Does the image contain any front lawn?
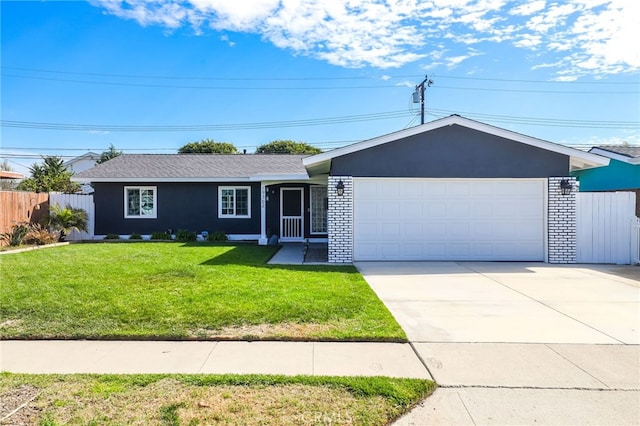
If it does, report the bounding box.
[0,243,405,341]
[0,373,435,425]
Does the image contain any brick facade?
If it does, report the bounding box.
[327,176,353,263]
[548,177,577,263]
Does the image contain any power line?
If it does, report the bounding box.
[2,108,637,133]
[0,110,415,132]
[4,73,636,94]
[3,66,637,85]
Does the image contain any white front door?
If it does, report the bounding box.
[280,188,304,241]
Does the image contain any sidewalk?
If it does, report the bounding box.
[0,340,430,378]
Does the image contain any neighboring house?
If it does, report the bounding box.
[64,152,99,174]
[73,115,609,264]
[571,145,640,216]
[0,170,24,190]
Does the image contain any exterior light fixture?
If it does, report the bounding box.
[559,179,573,195]
[336,180,345,196]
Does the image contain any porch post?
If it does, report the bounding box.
[259,182,268,245]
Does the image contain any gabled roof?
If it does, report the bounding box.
[303,115,609,175]
[72,154,310,183]
[63,152,99,166]
[589,146,640,165]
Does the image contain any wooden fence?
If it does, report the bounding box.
[0,191,49,234]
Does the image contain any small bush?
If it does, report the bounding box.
[129,233,143,240]
[24,224,58,245]
[175,229,197,242]
[0,222,30,246]
[207,231,228,242]
[104,234,121,240]
[150,231,170,240]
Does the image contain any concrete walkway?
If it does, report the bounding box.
[267,242,331,265]
[0,340,430,378]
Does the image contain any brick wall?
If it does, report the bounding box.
[548,177,577,263]
[327,176,353,263]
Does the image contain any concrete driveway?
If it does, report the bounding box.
[356,262,640,425]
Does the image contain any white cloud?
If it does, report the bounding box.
[91,0,640,76]
[510,0,546,16]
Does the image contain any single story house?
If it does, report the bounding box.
[571,145,640,216]
[73,115,609,264]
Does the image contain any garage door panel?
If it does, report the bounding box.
[353,178,545,261]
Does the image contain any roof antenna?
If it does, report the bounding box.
[412,74,434,125]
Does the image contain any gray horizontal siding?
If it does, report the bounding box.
[331,124,569,178]
[94,182,261,236]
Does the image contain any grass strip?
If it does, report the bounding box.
[0,373,436,425]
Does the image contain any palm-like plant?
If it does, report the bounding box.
[49,204,88,241]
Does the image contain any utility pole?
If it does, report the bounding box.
[412,75,434,125]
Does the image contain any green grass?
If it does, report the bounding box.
[0,243,406,341]
[0,373,435,425]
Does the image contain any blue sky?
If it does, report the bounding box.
[1,0,638,175]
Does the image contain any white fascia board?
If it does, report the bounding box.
[589,148,639,165]
[249,173,309,181]
[71,177,255,183]
[303,114,610,170]
[72,174,311,184]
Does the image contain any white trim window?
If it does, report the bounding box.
[310,186,328,234]
[124,186,157,218]
[219,186,251,218]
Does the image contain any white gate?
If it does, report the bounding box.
[49,192,95,241]
[576,192,637,264]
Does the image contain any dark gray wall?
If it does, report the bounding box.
[94,182,261,235]
[331,125,569,177]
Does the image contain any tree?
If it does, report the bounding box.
[178,139,238,154]
[97,144,123,164]
[255,140,322,154]
[17,156,80,193]
[49,203,88,241]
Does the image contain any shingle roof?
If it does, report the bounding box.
[73,154,309,182]
[593,145,640,158]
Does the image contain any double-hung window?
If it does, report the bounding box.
[219,186,250,218]
[124,186,157,218]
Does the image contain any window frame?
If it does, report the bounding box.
[310,185,328,234]
[218,186,251,219]
[124,186,157,219]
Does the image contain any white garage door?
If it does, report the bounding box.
[353,178,545,261]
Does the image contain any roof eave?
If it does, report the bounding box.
[72,174,309,183]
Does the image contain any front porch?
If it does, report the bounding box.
[258,181,328,245]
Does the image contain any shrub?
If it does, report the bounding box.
[49,204,88,241]
[150,231,170,240]
[0,222,30,246]
[129,233,143,240]
[104,233,120,240]
[175,229,197,242]
[207,231,228,242]
[24,224,58,245]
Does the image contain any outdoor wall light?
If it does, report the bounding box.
[336,180,345,196]
[560,179,573,195]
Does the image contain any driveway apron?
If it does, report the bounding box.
[356,261,640,425]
